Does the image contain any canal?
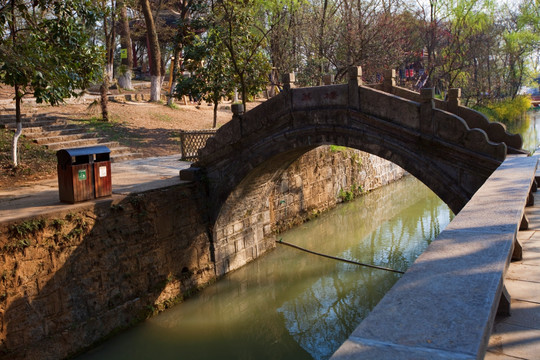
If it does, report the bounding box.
[505,109,540,153]
[78,175,453,360]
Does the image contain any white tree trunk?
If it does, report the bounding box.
[118,69,133,90]
[107,63,114,82]
[150,75,161,102]
[11,122,22,167]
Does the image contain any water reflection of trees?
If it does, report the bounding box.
[277,176,453,359]
[501,111,539,153]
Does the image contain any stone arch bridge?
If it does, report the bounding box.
[181,67,524,275]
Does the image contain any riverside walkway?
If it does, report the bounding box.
[486,190,540,359]
[0,154,191,223]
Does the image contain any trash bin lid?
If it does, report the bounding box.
[56,146,111,165]
[57,146,111,157]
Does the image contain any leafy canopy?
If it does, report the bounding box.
[0,0,104,105]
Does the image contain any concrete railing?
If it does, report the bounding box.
[332,154,539,359]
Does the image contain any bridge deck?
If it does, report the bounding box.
[331,154,539,360]
[486,190,540,359]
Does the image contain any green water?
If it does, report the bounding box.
[501,110,540,153]
[78,176,453,360]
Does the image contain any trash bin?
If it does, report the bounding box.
[56,146,112,203]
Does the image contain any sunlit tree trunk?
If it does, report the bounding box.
[167,45,182,106]
[11,85,22,167]
[10,1,21,167]
[118,0,133,90]
[140,0,162,101]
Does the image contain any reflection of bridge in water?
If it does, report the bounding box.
[181,67,538,359]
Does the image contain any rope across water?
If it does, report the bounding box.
[276,239,405,274]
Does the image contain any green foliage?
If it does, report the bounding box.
[176,28,235,106]
[329,145,348,152]
[338,184,363,202]
[338,188,355,202]
[0,0,104,105]
[4,219,46,252]
[210,0,273,108]
[9,219,46,238]
[475,95,532,122]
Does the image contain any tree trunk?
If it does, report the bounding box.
[11,85,22,168]
[118,0,134,90]
[240,74,247,110]
[213,95,219,128]
[103,2,116,83]
[10,1,21,168]
[140,0,162,101]
[100,74,109,122]
[167,46,182,106]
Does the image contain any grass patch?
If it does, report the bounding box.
[167,102,180,110]
[0,128,57,186]
[75,116,143,146]
[152,113,172,122]
[329,145,348,153]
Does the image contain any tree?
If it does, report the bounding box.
[118,0,134,90]
[176,28,234,128]
[211,0,274,109]
[99,0,117,122]
[140,0,162,101]
[166,0,207,106]
[499,0,540,98]
[0,0,103,167]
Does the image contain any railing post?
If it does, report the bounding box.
[383,69,396,93]
[231,103,244,117]
[420,88,435,135]
[282,73,295,92]
[348,66,362,109]
[448,88,461,112]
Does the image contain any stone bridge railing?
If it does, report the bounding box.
[370,69,524,153]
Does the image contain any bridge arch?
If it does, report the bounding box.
[182,68,512,275]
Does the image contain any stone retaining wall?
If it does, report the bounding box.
[0,147,405,359]
[272,146,405,232]
[0,184,214,360]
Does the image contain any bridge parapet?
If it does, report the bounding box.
[192,66,508,220]
[372,70,524,153]
[200,68,506,166]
